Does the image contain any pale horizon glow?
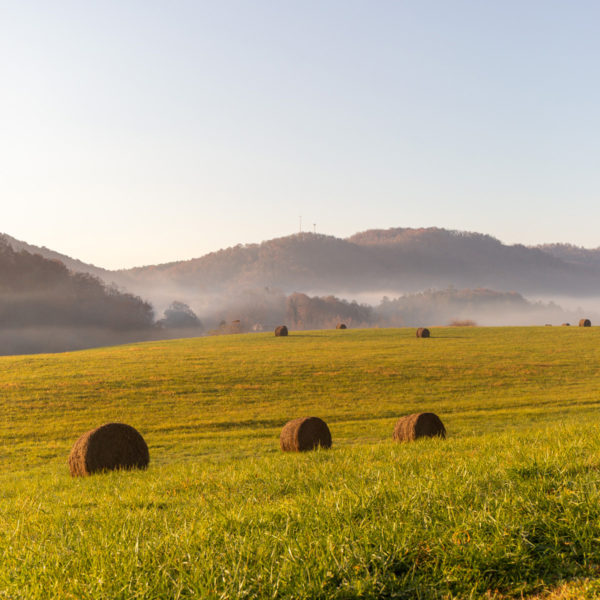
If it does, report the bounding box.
[2,1,600,269]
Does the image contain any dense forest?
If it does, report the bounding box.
[0,232,110,279]
[0,241,155,354]
[202,287,578,334]
[5,228,600,302]
[114,228,600,301]
[0,240,153,329]
[535,243,600,267]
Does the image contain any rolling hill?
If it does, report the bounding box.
[0,232,111,280]
[3,227,600,303]
[3,327,600,598]
[0,238,156,354]
[116,228,600,298]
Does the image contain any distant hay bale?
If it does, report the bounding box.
[449,319,477,327]
[416,327,430,338]
[229,320,242,334]
[545,324,552,327]
[68,423,149,477]
[562,323,571,326]
[579,319,591,327]
[336,323,347,329]
[274,325,288,336]
[393,412,446,442]
[280,417,332,452]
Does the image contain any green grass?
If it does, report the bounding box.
[2,327,600,599]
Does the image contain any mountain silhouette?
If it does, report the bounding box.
[3,227,600,298]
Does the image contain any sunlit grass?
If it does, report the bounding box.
[2,327,600,598]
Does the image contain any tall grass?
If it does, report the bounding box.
[2,327,600,598]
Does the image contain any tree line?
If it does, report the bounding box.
[0,239,582,354]
[0,240,154,331]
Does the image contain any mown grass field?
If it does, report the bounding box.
[2,326,600,599]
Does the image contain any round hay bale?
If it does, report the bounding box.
[274,325,288,336]
[280,417,332,452]
[393,412,446,442]
[68,422,149,477]
[562,323,571,326]
[229,320,242,334]
[336,323,347,329]
[579,319,591,327]
[416,327,430,338]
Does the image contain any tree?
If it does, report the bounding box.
[159,301,202,329]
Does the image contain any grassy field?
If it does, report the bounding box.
[2,326,600,599]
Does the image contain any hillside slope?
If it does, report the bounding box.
[0,232,111,279]
[4,228,600,299]
[3,328,600,598]
[535,242,600,267]
[117,228,600,297]
[0,239,156,354]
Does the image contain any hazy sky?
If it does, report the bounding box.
[2,1,600,268]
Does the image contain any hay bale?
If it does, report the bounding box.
[274,325,288,336]
[562,323,571,326]
[449,319,476,327]
[68,422,149,477]
[416,327,430,338]
[393,412,446,442]
[579,319,591,327]
[280,417,332,452]
[336,323,347,329]
[229,320,242,334]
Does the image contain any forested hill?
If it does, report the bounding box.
[116,228,600,297]
[533,243,600,268]
[0,240,153,336]
[4,228,600,298]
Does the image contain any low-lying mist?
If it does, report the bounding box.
[0,327,160,356]
[2,286,596,357]
[150,286,598,334]
[4,231,598,356]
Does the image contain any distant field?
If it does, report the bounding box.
[2,327,600,599]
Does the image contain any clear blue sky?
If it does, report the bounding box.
[2,1,599,268]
